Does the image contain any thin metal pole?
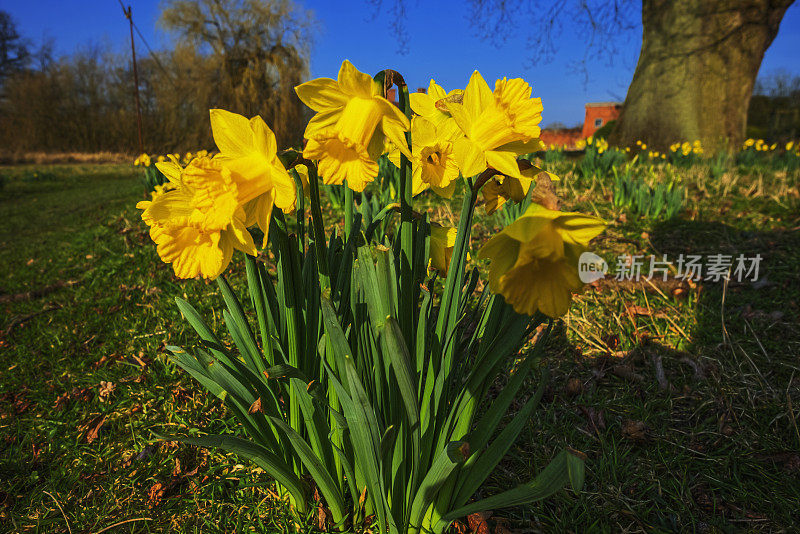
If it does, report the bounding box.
[124,4,144,154]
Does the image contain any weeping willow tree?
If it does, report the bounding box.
[159,0,315,147]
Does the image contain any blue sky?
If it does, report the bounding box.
[5,0,800,126]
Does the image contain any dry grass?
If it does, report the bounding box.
[0,152,132,166]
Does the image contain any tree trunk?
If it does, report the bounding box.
[612,0,794,150]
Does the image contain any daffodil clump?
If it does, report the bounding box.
[139,60,603,534]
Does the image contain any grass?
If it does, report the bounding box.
[1,159,799,533]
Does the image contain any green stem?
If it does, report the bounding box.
[397,81,415,346]
[344,181,354,238]
[307,162,330,288]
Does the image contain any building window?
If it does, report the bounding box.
[594,118,603,127]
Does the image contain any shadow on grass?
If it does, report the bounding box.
[488,217,800,532]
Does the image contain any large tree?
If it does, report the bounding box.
[612,0,794,149]
[159,0,315,147]
[391,0,795,150]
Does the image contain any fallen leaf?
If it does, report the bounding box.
[621,419,648,442]
[248,397,263,414]
[468,511,492,534]
[147,482,166,508]
[565,377,583,397]
[84,415,106,443]
[98,381,116,402]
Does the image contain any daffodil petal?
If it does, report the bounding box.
[485,150,522,178]
[453,136,486,178]
[463,70,493,121]
[294,77,349,112]
[337,59,377,98]
[210,109,253,158]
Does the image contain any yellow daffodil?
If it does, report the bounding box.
[134,153,150,166]
[291,163,311,199]
[478,203,605,318]
[388,116,460,197]
[209,109,296,245]
[295,60,411,192]
[157,155,166,163]
[482,166,552,215]
[575,139,586,150]
[409,79,463,139]
[786,141,794,151]
[137,156,257,279]
[445,71,544,179]
[149,182,175,201]
[429,223,458,276]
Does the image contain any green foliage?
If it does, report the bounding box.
[708,150,730,180]
[142,164,168,194]
[5,159,800,532]
[166,164,581,532]
[613,169,684,220]
[578,145,628,179]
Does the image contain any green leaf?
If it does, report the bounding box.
[436,449,582,528]
[268,416,347,523]
[408,441,469,530]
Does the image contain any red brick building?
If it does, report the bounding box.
[581,102,622,138]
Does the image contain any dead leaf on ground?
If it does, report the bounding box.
[565,377,584,396]
[82,414,107,443]
[98,381,116,402]
[621,419,648,442]
[54,387,93,409]
[467,511,492,534]
[147,482,166,508]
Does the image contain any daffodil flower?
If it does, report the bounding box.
[478,204,605,318]
[209,109,297,246]
[137,156,257,279]
[482,165,539,214]
[429,223,458,276]
[409,79,463,140]
[446,71,544,179]
[295,60,411,192]
[388,116,460,198]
